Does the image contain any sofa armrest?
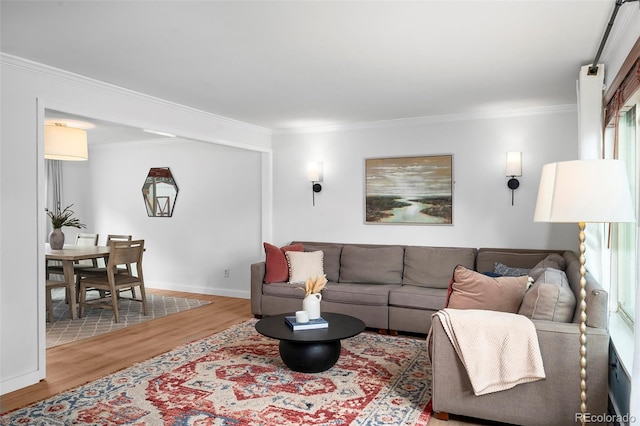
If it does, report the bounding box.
[251,262,266,316]
[430,315,609,426]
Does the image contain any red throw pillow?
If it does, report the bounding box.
[445,274,455,307]
[264,242,303,283]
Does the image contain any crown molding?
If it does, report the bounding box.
[0,53,272,137]
[89,137,187,149]
[273,104,577,135]
[2,52,578,138]
[88,135,272,154]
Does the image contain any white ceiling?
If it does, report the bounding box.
[0,0,627,135]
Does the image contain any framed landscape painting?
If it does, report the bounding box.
[365,155,453,225]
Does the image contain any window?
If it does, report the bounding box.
[611,102,638,327]
[603,41,639,330]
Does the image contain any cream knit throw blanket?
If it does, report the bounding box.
[432,308,545,396]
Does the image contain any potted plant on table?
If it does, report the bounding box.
[46,204,86,249]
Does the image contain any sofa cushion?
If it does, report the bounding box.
[285,250,324,284]
[263,242,303,283]
[339,245,404,284]
[262,281,306,298]
[301,243,342,283]
[448,265,529,313]
[389,285,449,311]
[322,283,398,306]
[403,246,476,288]
[519,268,575,322]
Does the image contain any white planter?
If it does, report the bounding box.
[302,293,322,320]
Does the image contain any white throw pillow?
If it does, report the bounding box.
[285,250,324,284]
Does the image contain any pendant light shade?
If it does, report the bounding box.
[44,123,88,161]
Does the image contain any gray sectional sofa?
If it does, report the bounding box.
[252,241,477,333]
[250,241,610,426]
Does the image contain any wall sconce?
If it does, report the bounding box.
[306,162,323,206]
[506,152,522,206]
[44,123,88,161]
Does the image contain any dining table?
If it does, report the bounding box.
[45,244,110,320]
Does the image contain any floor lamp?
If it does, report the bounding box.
[534,159,635,425]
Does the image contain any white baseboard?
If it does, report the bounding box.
[145,281,250,300]
[1,370,45,396]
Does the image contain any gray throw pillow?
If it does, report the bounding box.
[518,267,576,322]
[528,253,567,281]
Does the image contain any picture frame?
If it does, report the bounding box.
[365,154,453,225]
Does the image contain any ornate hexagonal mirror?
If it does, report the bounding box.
[141,167,179,217]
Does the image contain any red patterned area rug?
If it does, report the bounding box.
[1,320,432,425]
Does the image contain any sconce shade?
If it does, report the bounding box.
[45,124,88,161]
[307,161,323,182]
[506,152,522,176]
[534,159,635,223]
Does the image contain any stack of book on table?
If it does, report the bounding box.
[285,316,328,331]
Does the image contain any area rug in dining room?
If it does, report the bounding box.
[5,319,432,425]
[47,288,210,348]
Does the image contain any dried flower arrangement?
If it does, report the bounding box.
[299,275,327,296]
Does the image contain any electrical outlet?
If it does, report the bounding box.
[224,268,230,278]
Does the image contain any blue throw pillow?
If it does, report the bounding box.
[493,262,530,277]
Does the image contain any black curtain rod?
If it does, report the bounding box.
[589,0,639,75]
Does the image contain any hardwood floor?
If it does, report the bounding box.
[1,288,484,425]
[1,289,252,413]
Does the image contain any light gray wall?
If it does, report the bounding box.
[63,138,263,298]
[271,110,579,249]
[0,55,270,395]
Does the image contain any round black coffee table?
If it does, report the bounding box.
[255,312,366,373]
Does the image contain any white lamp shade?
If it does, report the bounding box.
[506,152,522,176]
[306,161,323,182]
[44,124,88,161]
[534,159,635,223]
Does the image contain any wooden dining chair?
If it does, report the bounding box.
[76,234,134,298]
[75,233,101,267]
[46,232,100,277]
[78,239,147,323]
[45,279,67,322]
[46,232,100,303]
[104,234,133,273]
[78,234,132,273]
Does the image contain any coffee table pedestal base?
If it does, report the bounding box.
[279,340,341,373]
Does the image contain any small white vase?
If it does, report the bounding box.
[49,228,65,249]
[302,293,322,320]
